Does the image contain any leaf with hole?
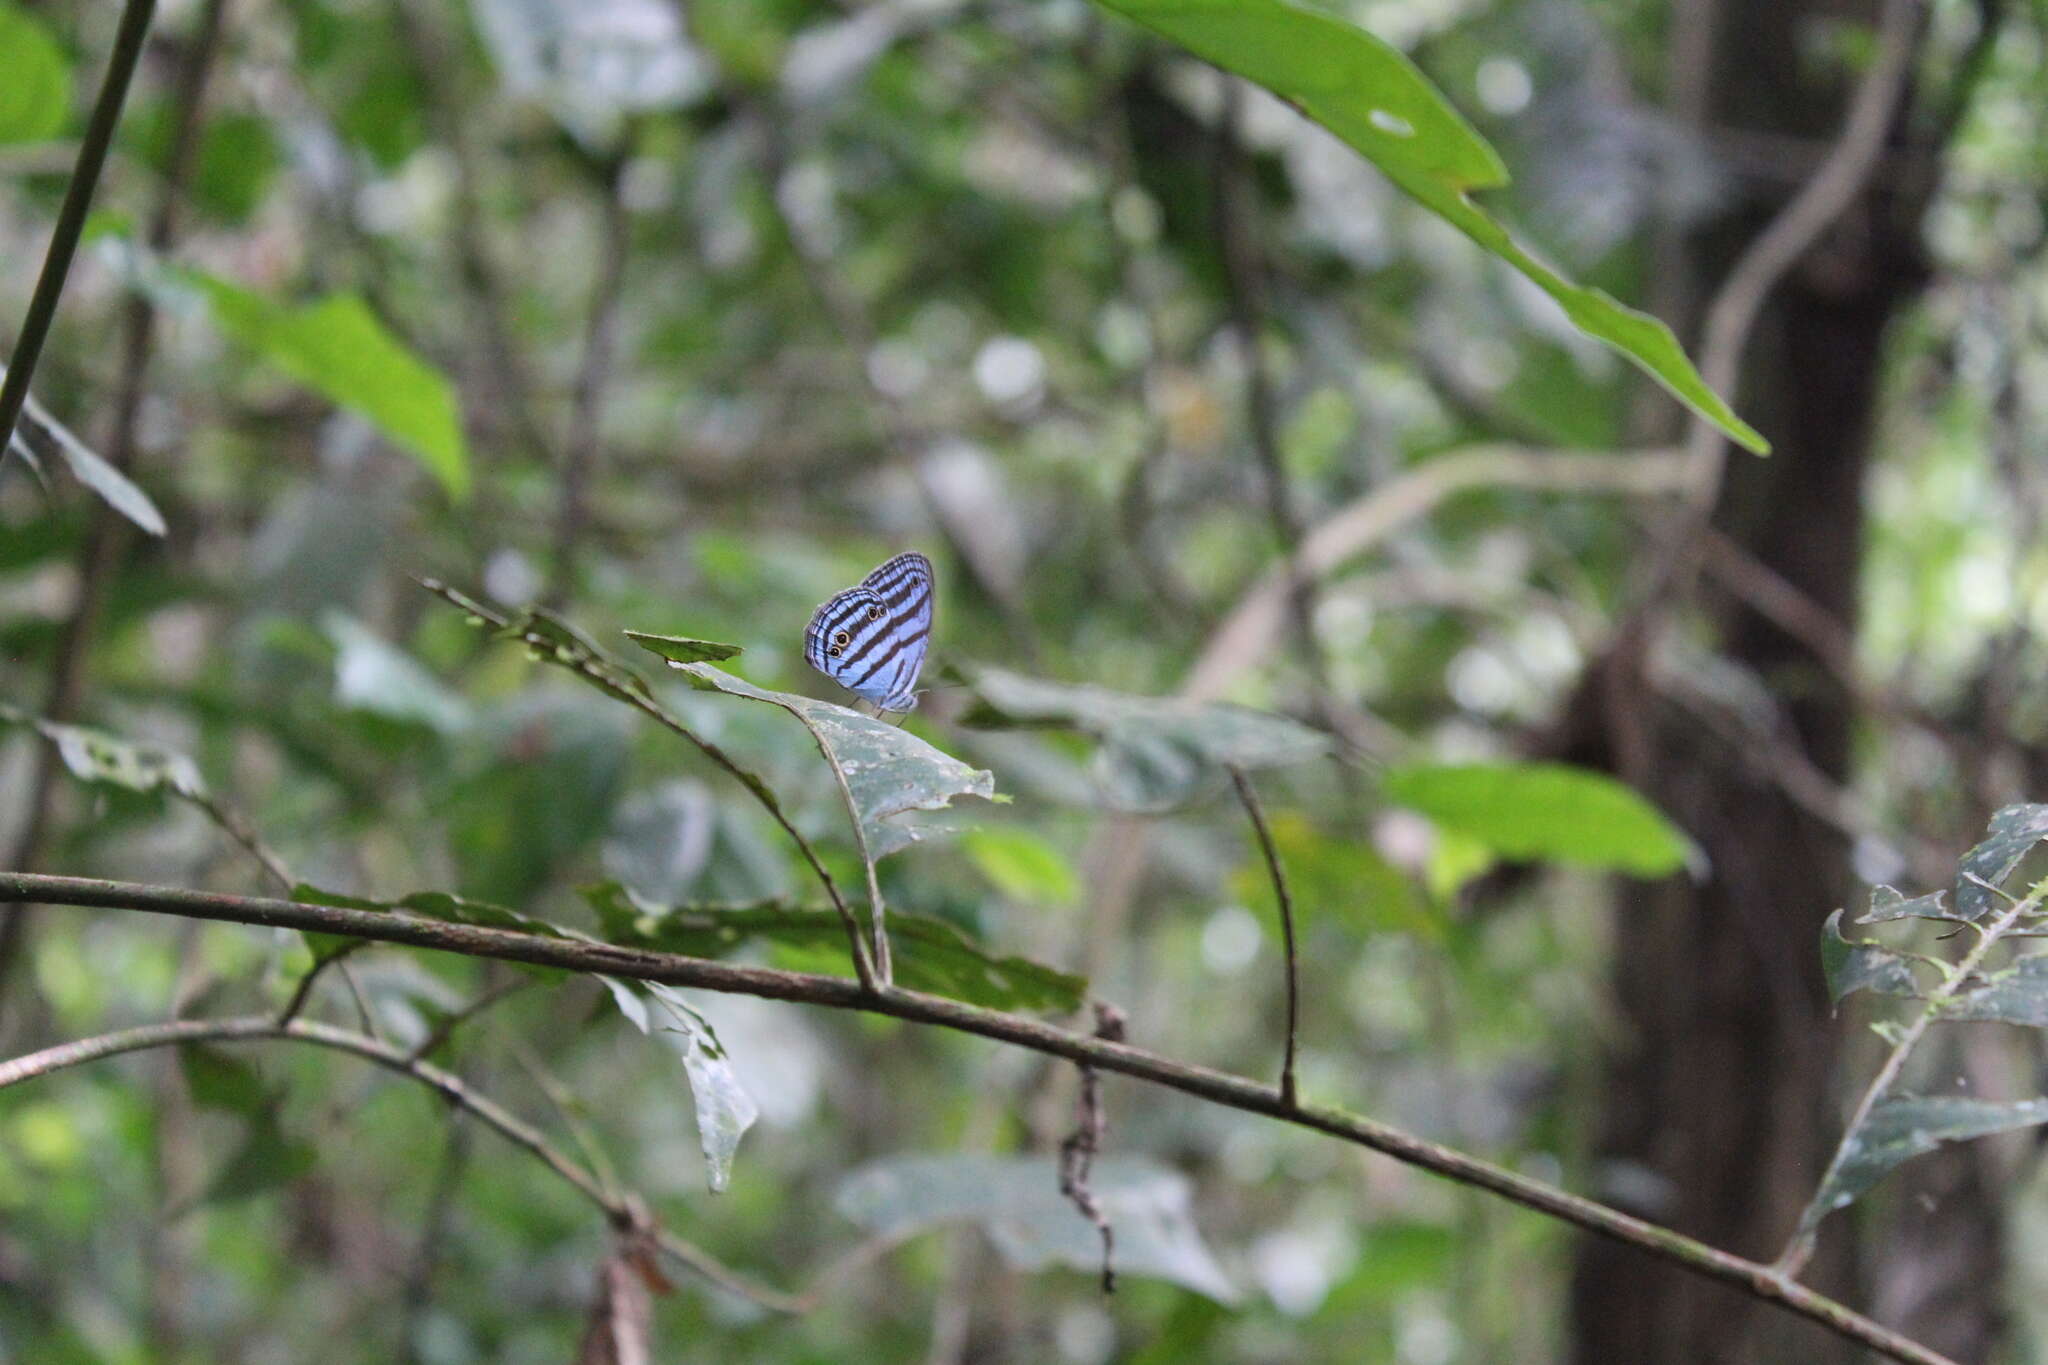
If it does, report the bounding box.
[1858,884,1958,925]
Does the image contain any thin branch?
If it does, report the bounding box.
[274,939,368,1027]
[1776,878,2048,1278]
[0,871,1958,1365]
[1183,445,1690,702]
[1227,767,1300,1108]
[0,0,158,452]
[418,578,877,991]
[545,157,632,609]
[406,974,534,1063]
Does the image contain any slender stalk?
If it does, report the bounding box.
[1776,878,2048,1277]
[1228,767,1300,1108]
[0,0,158,452]
[0,870,1959,1365]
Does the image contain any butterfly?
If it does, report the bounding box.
[805,552,934,714]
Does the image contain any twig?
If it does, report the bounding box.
[406,974,534,1063]
[1228,768,1300,1107]
[545,157,632,608]
[0,0,157,453]
[1776,877,2048,1278]
[0,871,1960,1365]
[274,940,368,1027]
[417,578,878,991]
[1182,445,1690,701]
[1058,1002,1127,1293]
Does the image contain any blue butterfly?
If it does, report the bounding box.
[805,552,934,714]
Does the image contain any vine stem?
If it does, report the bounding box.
[0,870,1959,1365]
[1228,767,1300,1108]
[1776,877,2047,1277]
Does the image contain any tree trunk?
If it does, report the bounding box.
[1560,1,1984,1360]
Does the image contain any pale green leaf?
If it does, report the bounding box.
[0,4,70,145]
[1382,762,1693,876]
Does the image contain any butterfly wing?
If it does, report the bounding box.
[805,553,933,712]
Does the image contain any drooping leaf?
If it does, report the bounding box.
[1819,909,1923,1006]
[958,666,1329,812]
[1381,762,1693,877]
[0,4,70,145]
[1798,1095,2048,1236]
[0,362,166,534]
[581,882,1086,1013]
[324,612,471,734]
[835,1153,1238,1302]
[665,662,994,860]
[1859,884,1960,925]
[187,275,469,498]
[1956,804,2048,920]
[622,630,744,665]
[599,976,758,1193]
[1946,955,2048,1029]
[1085,0,1764,454]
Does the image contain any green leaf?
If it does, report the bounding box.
[623,630,744,664]
[960,828,1081,907]
[1381,762,1693,877]
[0,704,206,800]
[1945,955,2048,1029]
[0,4,70,145]
[1819,909,1923,1006]
[1956,804,2048,920]
[1859,884,1959,925]
[1799,1095,2048,1236]
[958,666,1329,812]
[581,882,1087,1013]
[668,662,994,860]
[188,275,469,498]
[597,976,757,1193]
[0,362,166,535]
[1087,0,1765,453]
[324,612,471,734]
[180,1046,268,1116]
[836,1154,1238,1302]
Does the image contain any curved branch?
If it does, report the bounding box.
[0,871,1956,1365]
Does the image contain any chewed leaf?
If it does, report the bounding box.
[0,704,206,800]
[1946,955,2048,1029]
[667,662,994,860]
[1956,803,2048,919]
[958,665,1328,812]
[600,976,758,1192]
[624,630,744,664]
[1798,1095,2048,1236]
[1859,884,1958,924]
[836,1153,1238,1302]
[581,882,1086,1013]
[1819,909,1924,1006]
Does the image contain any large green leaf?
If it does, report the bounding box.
[1381,762,1693,877]
[189,275,469,498]
[0,4,70,145]
[958,666,1329,812]
[656,659,995,862]
[836,1154,1238,1302]
[582,882,1086,1013]
[1798,1095,2048,1237]
[1088,0,1766,453]
[1818,909,1922,1007]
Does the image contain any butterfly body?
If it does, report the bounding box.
[805,552,934,713]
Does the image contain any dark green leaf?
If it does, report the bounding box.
[958,666,1328,812]
[582,882,1087,1013]
[668,663,994,860]
[623,630,744,664]
[1381,762,1693,877]
[0,4,69,145]
[1086,0,1764,453]
[836,1154,1237,1302]
[1946,955,2048,1029]
[180,1046,268,1116]
[1819,909,1923,1006]
[1956,803,2048,919]
[1799,1095,2048,1236]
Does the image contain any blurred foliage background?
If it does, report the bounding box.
[3,0,2046,1361]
